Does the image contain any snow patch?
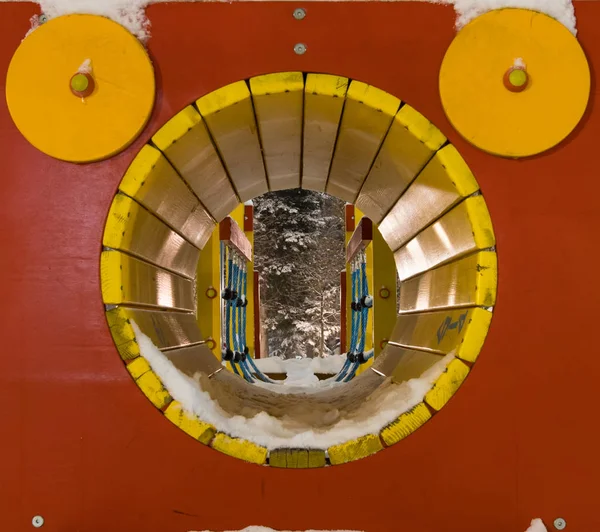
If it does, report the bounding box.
[525,519,547,532]
[514,57,526,69]
[253,355,346,376]
[9,1,576,44]
[448,0,576,35]
[34,0,154,41]
[132,321,452,450]
[196,528,362,532]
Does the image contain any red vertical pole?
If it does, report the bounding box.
[253,270,261,359]
[243,204,253,232]
[345,203,355,232]
[340,270,347,354]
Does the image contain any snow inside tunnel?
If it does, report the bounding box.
[101,72,498,465]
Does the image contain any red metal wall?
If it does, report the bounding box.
[1,2,599,531]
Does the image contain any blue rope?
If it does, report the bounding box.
[219,244,275,385]
[241,268,247,350]
[223,246,233,362]
[342,253,373,383]
[246,354,275,383]
[336,261,360,382]
[357,259,368,353]
[231,260,239,350]
[238,267,257,383]
[238,264,254,383]
[349,265,360,352]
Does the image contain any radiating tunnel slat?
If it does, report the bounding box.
[119,145,215,249]
[211,433,268,465]
[101,250,195,311]
[384,344,446,384]
[269,448,326,468]
[355,104,447,223]
[425,358,470,411]
[381,403,432,447]
[326,81,400,202]
[152,105,239,222]
[126,357,172,409]
[378,145,479,252]
[164,401,215,444]
[197,81,268,201]
[389,307,493,363]
[395,196,495,281]
[302,73,348,191]
[398,251,497,314]
[106,307,203,361]
[103,193,199,279]
[249,72,304,191]
[162,343,221,377]
[328,434,383,465]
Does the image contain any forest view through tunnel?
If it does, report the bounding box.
[100,71,497,466]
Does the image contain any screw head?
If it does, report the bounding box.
[71,73,89,93]
[32,516,44,528]
[39,14,48,24]
[294,43,307,55]
[554,518,567,530]
[503,66,529,92]
[70,72,95,98]
[293,8,306,20]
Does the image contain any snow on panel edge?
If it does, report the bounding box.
[525,519,548,532]
[8,0,576,42]
[195,528,363,532]
[450,0,576,35]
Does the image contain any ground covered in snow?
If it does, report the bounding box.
[253,354,345,381]
[133,322,452,450]
[9,0,577,42]
[525,519,547,532]
[195,520,546,532]
[197,528,362,532]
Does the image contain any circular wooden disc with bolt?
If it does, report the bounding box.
[439,8,590,158]
[6,14,155,163]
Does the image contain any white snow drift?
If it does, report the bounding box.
[253,354,345,374]
[195,519,547,531]
[132,322,452,450]
[197,529,361,532]
[525,519,548,532]
[4,0,577,41]
[198,529,361,532]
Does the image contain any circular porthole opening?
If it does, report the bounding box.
[101,72,497,467]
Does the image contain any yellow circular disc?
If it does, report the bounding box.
[6,15,155,163]
[439,8,590,158]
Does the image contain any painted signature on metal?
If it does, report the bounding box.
[437,311,468,344]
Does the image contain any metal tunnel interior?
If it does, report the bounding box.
[100,71,498,463]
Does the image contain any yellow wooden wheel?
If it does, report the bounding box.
[439,8,590,158]
[6,14,155,163]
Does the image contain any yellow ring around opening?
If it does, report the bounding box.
[439,8,590,158]
[6,14,155,163]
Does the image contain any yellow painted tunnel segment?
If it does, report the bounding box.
[101,72,497,467]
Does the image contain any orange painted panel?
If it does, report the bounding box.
[1,3,599,532]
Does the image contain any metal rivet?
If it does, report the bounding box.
[39,14,48,24]
[554,518,567,530]
[32,516,44,528]
[293,8,306,20]
[293,43,307,55]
